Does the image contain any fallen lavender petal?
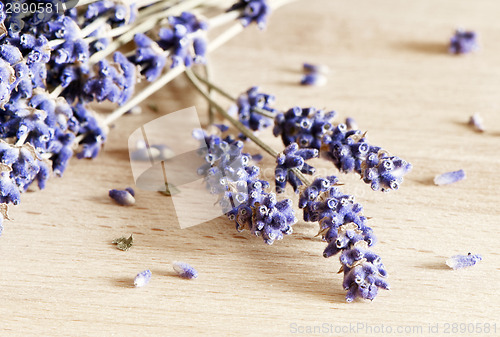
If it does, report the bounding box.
[446,253,482,270]
[468,113,485,132]
[433,169,466,186]
[134,269,152,287]
[173,261,198,279]
[109,188,136,206]
[300,73,327,86]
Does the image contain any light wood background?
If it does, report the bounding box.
[1,0,499,336]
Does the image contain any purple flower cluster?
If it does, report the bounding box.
[85,0,138,28]
[130,12,207,77]
[193,129,297,244]
[273,107,335,150]
[228,86,277,132]
[84,53,137,105]
[275,143,318,193]
[227,0,271,29]
[273,107,412,191]
[299,176,389,302]
[449,29,478,54]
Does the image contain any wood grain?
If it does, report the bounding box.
[1,0,499,336]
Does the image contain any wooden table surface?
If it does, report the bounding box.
[1,0,499,336]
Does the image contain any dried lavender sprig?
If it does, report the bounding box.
[188,74,388,301]
[299,177,388,302]
[273,107,412,192]
[193,129,297,244]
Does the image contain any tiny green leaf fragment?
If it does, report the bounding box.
[147,103,159,112]
[112,234,134,251]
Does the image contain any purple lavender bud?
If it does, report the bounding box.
[446,253,482,270]
[20,34,36,49]
[53,146,73,176]
[0,45,23,64]
[345,117,358,130]
[125,187,135,197]
[468,113,485,132]
[449,29,478,54]
[193,37,207,63]
[228,0,271,29]
[173,261,198,279]
[433,169,466,186]
[134,269,152,287]
[300,73,327,86]
[303,63,330,74]
[109,189,136,206]
[274,143,318,193]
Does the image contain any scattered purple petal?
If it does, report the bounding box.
[303,63,329,74]
[109,188,136,206]
[449,29,478,54]
[134,269,152,287]
[433,169,466,186]
[468,113,485,132]
[446,253,482,270]
[300,73,327,86]
[173,261,198,279]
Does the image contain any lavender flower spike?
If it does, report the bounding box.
[134,269,152,287]
[433,169,466,186]
[173,261,198,279]
[446,253,482,270]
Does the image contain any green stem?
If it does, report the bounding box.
[184,68,311,187]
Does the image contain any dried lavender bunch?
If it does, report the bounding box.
[0,0,297,236]
[193,129,297,244]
